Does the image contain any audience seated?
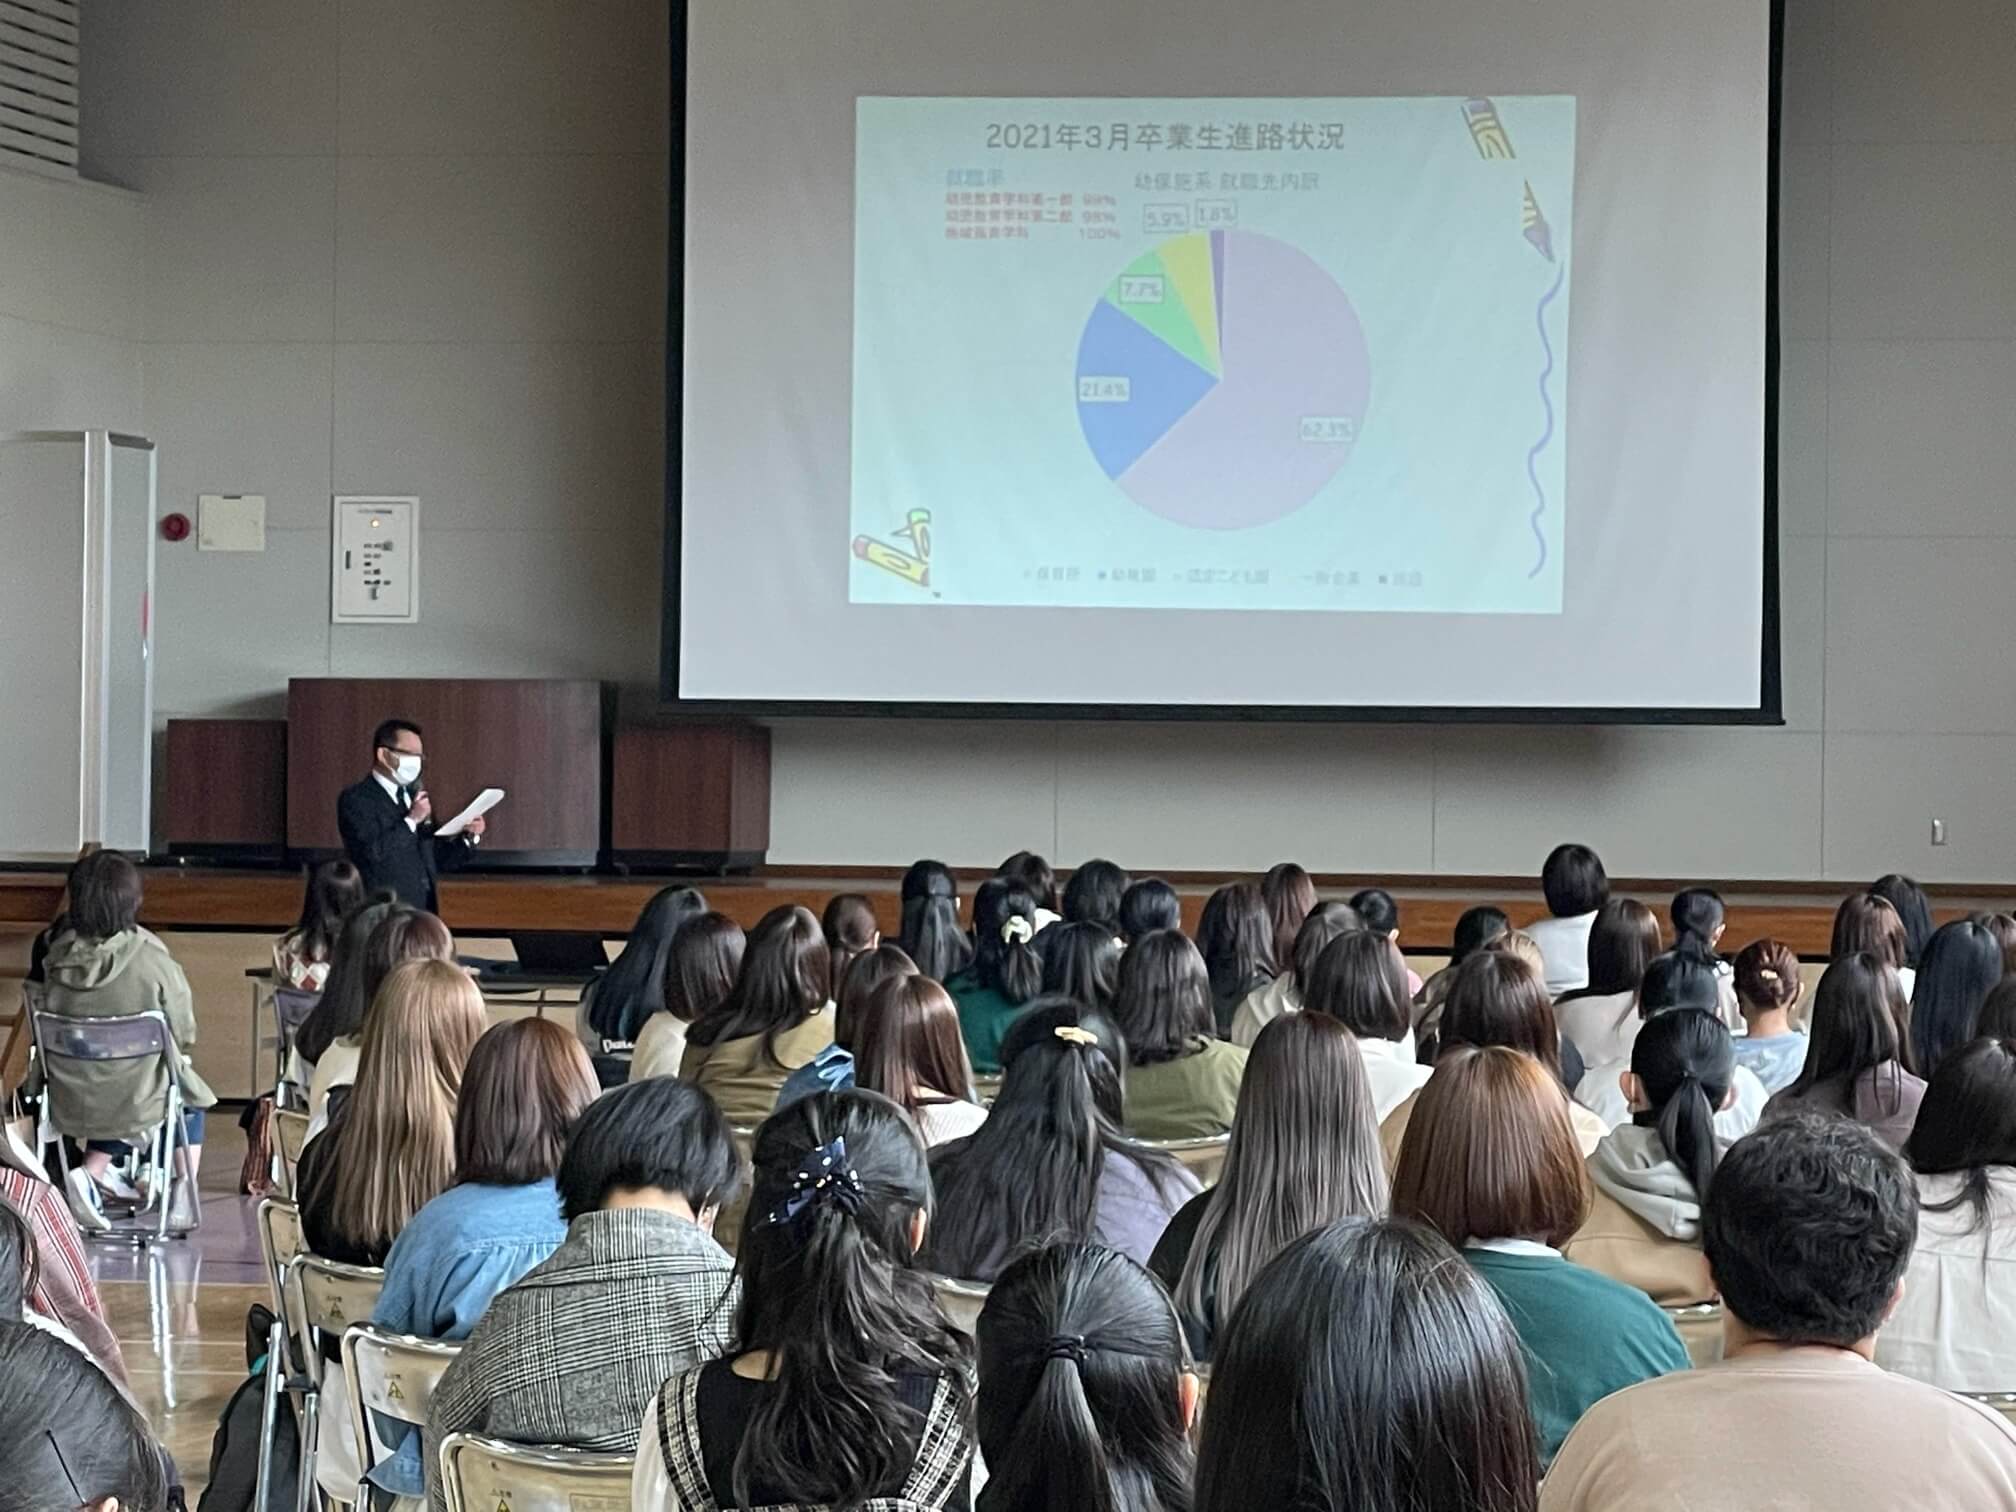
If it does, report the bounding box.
[1983,978,2016,1041]
[948,881,1045,1075]
[35,852,216,1229]
[1062,858,1131,929]
[427,1076,742,1510]
[1392,1047,1688,1463]
[1386,950,1604,1160]
[821,892,881,993]
[630,910,745,1084]
[777,943,921,1109]
[925,999,1200,1279]
[1527,843,1611,996]
[1876,1038,2016,1390]
[1871,872,1936,974]
[1552,899,1662,1070]
[1541,1112,2016,1511]
[0,1319,169,1511]
[1229,899,1361,1048]
[853,975,988,1146]
[1831,891,1915,997]
[1413,904,1510,1055]
[1669,886,1741,1027]
[1196,1216,1540,1512]
[998,851,1062,930]
[576,884,706,1060]
[1730,938,1807,1092]
[679,904,834,1126]
[1764,953,1926,1151]
[1575,948,1769,1139]
[296,957,487,1267]
[1563,1010,1731,1305]
[1259,862,1317,978]
[976,1242,1195,1512]
[1349,886,1424,996]
[1118,877,1182,944]
[360,1018,597,1499]
[898,859,973,982]
[292,893,397,1071]
[305,904,457,1130]
[1150,1012,1387,1359]
[1196,879,1276,1035]
[632,1090,976,1510]
[1304,928,1429,1121]
[1908,918,2003,1078]
[272,858,364,991]
[1039,920,1123,1013]
[1113,930,1248,1139]
[1975,910,2016,975]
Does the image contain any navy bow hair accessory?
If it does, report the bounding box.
[762,1135,866,1228]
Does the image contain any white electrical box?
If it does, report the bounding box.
[331,495,419,623]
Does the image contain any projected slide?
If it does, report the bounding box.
[850,96,1574,614]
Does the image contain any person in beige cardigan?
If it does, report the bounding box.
[678,905,834,1128]
[1565,1009,1736,1306]
[32,853,216,1229]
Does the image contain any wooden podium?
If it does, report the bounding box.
[610,723,770,872]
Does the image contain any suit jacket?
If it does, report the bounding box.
[336,775,470,911]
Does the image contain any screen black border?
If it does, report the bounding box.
[660,0,1786,726]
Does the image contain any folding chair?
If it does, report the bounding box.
[270,986,321,1103]
[273,1107,311,1199]
[1661,1301,1725,1367]
[1143,1133,1232,1187]
[1962,1393,2016,1428]
[341,1323,461,1505]
[715,1124,760,1255]
[972,1073,1003,1105]
[437,1432,634,1512]
[283,1252,385,1512]
[29,1003,197,1243]
[931,1274,990,1334]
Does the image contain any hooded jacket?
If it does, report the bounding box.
[33,928,217,1142]
[1563,1123,1716,1306]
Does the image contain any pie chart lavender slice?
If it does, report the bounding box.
[1115,231,1371,530]
[1075,299,1220,481]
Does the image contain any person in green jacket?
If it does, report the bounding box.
[945,880,1044,1074]
[1111,930,1248,1140]
[1392,1045,1689,1463]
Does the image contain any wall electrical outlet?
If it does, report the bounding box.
[1931,818,1948,847]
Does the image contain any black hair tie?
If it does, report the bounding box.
[1045,1333,1088,1364]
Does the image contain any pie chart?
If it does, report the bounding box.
[1075,229,1371,530]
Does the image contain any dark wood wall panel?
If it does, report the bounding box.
[285,679,603,858]
[162,719,287,852]
[611,723,771,863]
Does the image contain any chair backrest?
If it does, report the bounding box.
[1661,1301,1725,1367]
[972,1073,1003,1105]
[931,1274,991,1335]
[272,987,320,1035]
[32,1008,172,1063]
[289,1253,385,1363]
[437,1432,633,1512]
[274,1108,311,1170]
[342,1323,462,1476]
[715,1124,760,1256]
[1143,1134,1231,1187]
[1962,1393,2016,1428]
[257,1197,306,1322]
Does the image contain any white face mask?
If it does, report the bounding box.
[388,753,422,786]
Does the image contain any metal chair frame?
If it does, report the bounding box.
[340,1322,463,1494]
[436,1431,634,1512]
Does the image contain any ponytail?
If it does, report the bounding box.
[899,893,973,983]
[1670,887,1726,961]
[1654,1069,1721,1203]
[1629,1009,1734,1201]
[972,879,1043,1005]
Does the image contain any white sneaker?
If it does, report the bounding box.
[95,1166,143,1205]
[63,1167,110,1234]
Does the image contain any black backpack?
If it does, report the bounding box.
[196,1330,299,1512]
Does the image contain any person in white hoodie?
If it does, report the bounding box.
[1566,1010,1734,1306]
[1525,842,1611,997]
[1877,1037,2016,1391]
[1576,947,1769,1140]
[1301,929,1432,1122]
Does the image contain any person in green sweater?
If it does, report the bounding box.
[1392,1045,1689,1463]
[1112,930,1249,1140]
[945,879,1045,1074]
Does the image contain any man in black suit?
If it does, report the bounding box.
[336,717,485,911]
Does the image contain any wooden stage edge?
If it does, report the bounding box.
[2,866,2012,960]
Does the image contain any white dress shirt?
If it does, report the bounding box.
[1359,1033,1435,1122]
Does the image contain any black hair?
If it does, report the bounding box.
[901,859,958,906]
[1637,948,1722,1019]
[1541,843,1610,919]
[1195,1217,1537,1512]
[293,893,399,1065]
[1347,888,1400,937]
[899,893,973,984]
[1703,1112,1916,1347]
[1288,901,1365,995]
[1907,1037,2016,1244]
[1871,874,1935,969]
[1064,860,1132,929]
[1112,930,1214,1066]
[1629,1010,1733,1202]
[1907,919,2004,1078]
[556,1075,744,1221]
[0,1320,170,1512]
[1041,921,1123,1011]
[970,879,1043,1006]
[823,893,882,989]
[1784,953,1915,1116]
[1118,880,1182,944]
[370,717,422,754]
[587,885,707,1042]
[1451,906,1511,962]
[1195,882,1274,1026]
[999,851,1059,913]
[926,998,1185,1283]
[66,850,142,939]
[686,904,831,1066]
[1303,930,1411,1043]
[731,1090,974,1509]
[288,858,365,964]
[976,1243,1194,1512]
[1670,887,1726,955]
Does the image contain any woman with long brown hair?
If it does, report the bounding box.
[630,911,746,1083]
[854,975,987,1147]
[1113,929,1249,1139]
[1149,1012,1387,1359]
[680,904,834,1126]
[1832,891,1914,995]
[1391,1047,1688,1464]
